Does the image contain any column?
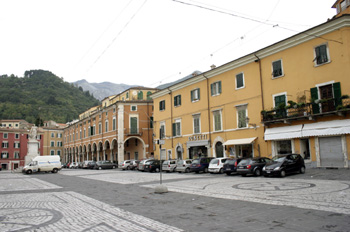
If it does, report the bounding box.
[117,104,125,166]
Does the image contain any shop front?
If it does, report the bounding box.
[223,137,257,158]
[186,134,210,159]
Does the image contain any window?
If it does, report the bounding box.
[131,105,137,111]
[236,105,247,128]
[314,44,329,65]
[14,152,20,159]
[126,92,129,99]
[272,60,283,78]
[51,141,55,147]
[235,73,245,89]
[50,150,55,156]
[3,133,8,139]
[160,122,165,139]
[150,116,154,129]
[113,117,116,130]
[172,119,181,137]
[51,132,55,138]
[57,141,62,147]
[2,142,8,148]
[191,88,200,102]
[15,133,19,139]
[84,128,86,138]
[57,150,61,156]
[193,115,201,134]
[105,120,108,132]
[274,94,287,117]
[14,142,20,148]
[211,81,222,96]
[174,95,181,107]
[1,152,9,159]
[213,110,222,131]
[57,133,62,138]
[138,91,143,100]
[147,91,152,100]
[159,100,165,111]
[99,123,102,134]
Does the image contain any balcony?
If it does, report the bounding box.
[261,97,350,124]
[125,128,143,136]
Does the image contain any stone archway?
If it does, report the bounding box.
[124,136,146,160]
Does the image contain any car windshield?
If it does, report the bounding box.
[192,159,199,164]
[177,160,183,165]
[238,159,251,165]
[225,159,235,165]
[272,156,286,163]
[210,159,219,165]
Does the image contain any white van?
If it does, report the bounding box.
[23,155,61,174]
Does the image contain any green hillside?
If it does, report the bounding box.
[0,70,100,124]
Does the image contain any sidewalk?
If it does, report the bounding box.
[289,165,350,181]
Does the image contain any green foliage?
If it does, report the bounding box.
[0,70,100,123]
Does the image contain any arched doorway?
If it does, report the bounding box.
[215,142,224,158]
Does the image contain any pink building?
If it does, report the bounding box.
[0,120,43,170]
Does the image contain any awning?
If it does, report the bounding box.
[223,137,257,146]
[264,125,302,141]
[302,119,350,137]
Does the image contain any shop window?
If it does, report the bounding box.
[276,140,292,155]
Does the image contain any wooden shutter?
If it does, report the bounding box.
[310,87,320,114]
[197,88,200,100]
[210,83,214,96]
[218,81,222,94]
[191,90,194,101]
[172,123,176,136]
[333,82,342,107]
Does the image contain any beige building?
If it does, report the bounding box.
[41,120,66,156]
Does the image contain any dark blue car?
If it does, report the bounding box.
[190,157,214,173]
[223,158,242,175]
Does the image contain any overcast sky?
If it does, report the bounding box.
[1,0,336,87]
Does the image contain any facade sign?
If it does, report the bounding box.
[188,134,207,141]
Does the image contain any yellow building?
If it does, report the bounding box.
[151,5,350,168]
[63,87,156,165]
[41,120,66,156]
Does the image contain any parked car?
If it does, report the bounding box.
[208,158,227,174]
[138,159,153,171]
[176,159,192,173]
[129,160,140,170]
[263,154,305,177]
[94,160,117,170]
[69,162,78,169]
[162,160,177,172]
[121,160,132,170]
[144,160,161,172]
[223,158,243,175]
[82,160,93,169]
[87,161,96,169]
[190,157,214,173]
[237,157,272,176]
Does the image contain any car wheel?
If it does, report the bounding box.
[204,168,208,173]
[98,166,102,170]
[113,166,116,169]
[300,166,305,174]
[155,168,160,172]
[219,168,223,174]
[26,170,32,175]
[254,169,261,176]
[280,170,286,177]
[52,168,58,173]
[185,168,190,173]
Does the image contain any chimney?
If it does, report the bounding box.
[210,64,216,69]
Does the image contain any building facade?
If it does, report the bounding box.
[0,120,44,170]
[63,87,156,165]
[151,7,350,168]
[42,120,66,157]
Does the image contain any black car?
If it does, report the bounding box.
[190,157,214,173]
[144,160,161,172]
[237,157,272,177]
[263,154,305,177]
[223,158,242,175]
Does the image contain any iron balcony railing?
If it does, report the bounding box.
[125,128,143,136]
[261,97,350,124]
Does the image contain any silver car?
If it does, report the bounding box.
[176,159,193,173]
[121,160,132,170]
[162,160,177,172]
[138,159,153,171]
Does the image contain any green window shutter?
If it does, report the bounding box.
[150,117,153,129]
[172,123,176,136]
[310,87,320,114]
[210,83,214,96]
[179,95,181,105]
[197,88,200,100]
[218,81,222,94]
[191,90,194,101]
[333,82,342,107]
[174,96,177,106]
[238,110,246,128]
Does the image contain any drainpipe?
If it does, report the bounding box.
[254,54,265,111]
[202,74,212,149]
[167,88,174,149]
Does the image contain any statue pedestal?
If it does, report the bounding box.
[25,140,39,165]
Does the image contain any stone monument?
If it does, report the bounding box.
[25,126,39,165]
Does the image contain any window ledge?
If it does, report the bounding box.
[235,86,245,90]
[314,60,331,67]
[272,74,285,79]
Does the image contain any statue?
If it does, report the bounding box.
[29,126,38,140]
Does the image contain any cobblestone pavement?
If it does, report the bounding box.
[1,168,349,232]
